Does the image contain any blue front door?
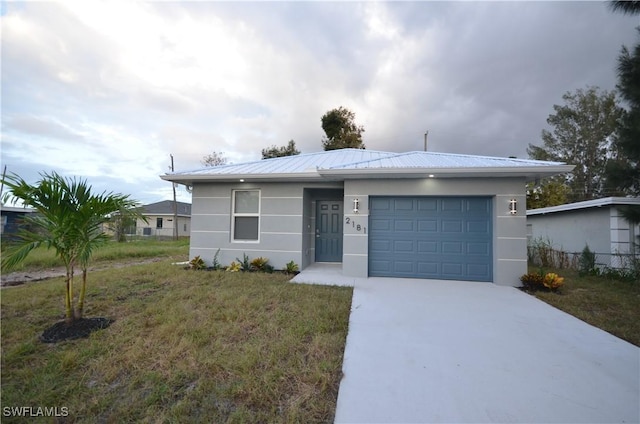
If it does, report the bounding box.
[316,200,343,262]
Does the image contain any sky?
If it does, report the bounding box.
[1,0,639,205]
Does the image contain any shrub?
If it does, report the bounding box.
[520,271,564,292]
[250,257,269,271]
[284,261,299,274]
[579,244,597,276]
[189,256,206,270]
[211,249,221,270]
[226,261,241,272]
[236,253,251,271]
[542,272,565,291]
[520,273,544,290]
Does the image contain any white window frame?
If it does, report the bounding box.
[231,189,261,243]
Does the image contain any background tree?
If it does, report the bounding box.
[321,107,365,150]
[108,207,140,242]
[606,2,640,196]
[527,86,623,202]
[526,179,570,209]
[608,0,640,228]
[1,172,144,323]
[202,151,227,167]
[261,140,301,159]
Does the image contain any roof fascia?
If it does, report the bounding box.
[317,165,575,180]
[161,172,325,184]
[527,196,640,215]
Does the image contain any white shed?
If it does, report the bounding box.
[527,197,640,268]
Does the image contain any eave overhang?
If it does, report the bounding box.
[161,164,574,185]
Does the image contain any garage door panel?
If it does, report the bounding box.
[467,241,490,255]
[442,262,464,277]
[442,198,463,211]
[467,220,490,233]
[468,264,490,279]
[418,220,437,232]
[393,240,414,252]
[418,241,438,253]
[370,239,391,252]
[467,198,491,212]
[394,199,415,211]
[442,242,463,254]
[417,199,438,211]
[394,261,415,273]
[394,220,414,231]
[370,260,391,272]
[442,220,463,233]
[370,198,392,211]
[417,262,439,275]
[370,218,391,231]
[369,196,492,282]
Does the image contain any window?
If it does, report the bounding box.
[232,190,260,241]
[156,218,163,229]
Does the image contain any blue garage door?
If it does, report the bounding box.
[369,197,493,282]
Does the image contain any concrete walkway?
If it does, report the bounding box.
[331,277,640,423]
[291,263,362,287]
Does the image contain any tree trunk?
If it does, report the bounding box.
[75,268,88,320]
[65,267,74,324]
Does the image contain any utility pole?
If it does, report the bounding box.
[1,165,7,204]
[170,154,178,241]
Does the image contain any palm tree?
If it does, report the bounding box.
[1,172,143,323]
[610,1,640,15]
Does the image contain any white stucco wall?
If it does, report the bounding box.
[189,182,306,270]
[189,177,529,285]
[527,208,611,254]
[137,215,191,237]
[527,205,638,267]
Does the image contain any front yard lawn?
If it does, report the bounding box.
[529,268,640,347]
[1,261,353,423]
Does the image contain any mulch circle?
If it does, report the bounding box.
[40,317,114,343]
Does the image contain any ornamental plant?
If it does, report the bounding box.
[227,261,241,272]
[543,272,565,291]
[520,271,565,292]
[250,257,269,271]
[284,260,299,274]
[520,273,544,291]
[188,256,205,270]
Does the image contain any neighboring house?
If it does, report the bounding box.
[162,149,571,286]
[137,200,191,238]
[527,197,640,268]
[0,205,36,240]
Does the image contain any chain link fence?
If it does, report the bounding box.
[527,237,640,281]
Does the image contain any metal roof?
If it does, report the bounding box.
[162,149,573,184]
[176,150,394,176]
[527,197,640,216]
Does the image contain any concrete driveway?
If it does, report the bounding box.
[334,277,639,424]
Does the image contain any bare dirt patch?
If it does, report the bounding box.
[1,258,165,287]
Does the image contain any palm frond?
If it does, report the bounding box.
[609,0,640,15]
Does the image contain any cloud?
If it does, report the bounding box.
[1,0,638,205]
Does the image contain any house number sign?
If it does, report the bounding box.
[345,217,367,234]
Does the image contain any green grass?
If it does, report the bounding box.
[529,267,640,346]
[1,238,190,272]
[1,262,353,423]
